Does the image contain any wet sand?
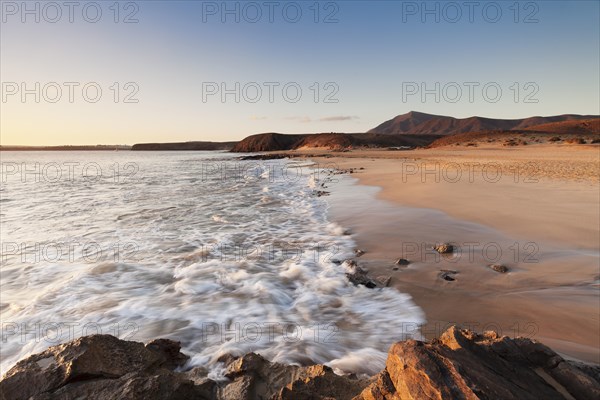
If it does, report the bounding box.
[311,144,599,364]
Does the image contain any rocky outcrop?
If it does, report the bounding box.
[356,326,600,400]
[231,132,355,152]
[2,327,599,400]
[0,335,208,400]
[230,133,306,152]
[218,353,368,399]
[230,132,441,152]
[293,133,355,150]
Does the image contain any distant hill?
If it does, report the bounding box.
[230,133,305,152]
[131,141,237,151]
[231,132,442,152]
[521,118,600,134]
[290,133,354,150]
[0,145,131,151]
[368,111,599,135]
[428,118,600,148]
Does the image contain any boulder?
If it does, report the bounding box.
[356,326,600,400]
[0,335,208,400]
[219,353,367,400]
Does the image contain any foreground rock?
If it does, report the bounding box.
[357,326,600,400]
[0,335,206,400]
[218,353,368,399]
[2,327,599,400]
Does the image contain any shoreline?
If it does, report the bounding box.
[1,147,599,398]
[317,144,600,364]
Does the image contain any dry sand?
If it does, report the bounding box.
[307,144,599,364]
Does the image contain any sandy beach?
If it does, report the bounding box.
[308,144,600,364]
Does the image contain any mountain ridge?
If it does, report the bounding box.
[368,111,599,135]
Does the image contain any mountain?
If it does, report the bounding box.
[368,111,599,135]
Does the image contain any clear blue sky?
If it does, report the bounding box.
[1,0,599,144]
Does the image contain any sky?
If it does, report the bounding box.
[1,0,599,145]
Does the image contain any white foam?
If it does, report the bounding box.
[0,152,425,377]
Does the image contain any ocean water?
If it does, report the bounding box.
[0,151,424,377]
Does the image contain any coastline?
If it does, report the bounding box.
[317,144,600,364]
[2,147,599,399]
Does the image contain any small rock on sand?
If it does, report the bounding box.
[355,249,366,257]
[439,270,458,281]
[434,244,454,254]
[489,264,509,273]
[395,258,410,266]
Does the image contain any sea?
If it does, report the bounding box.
[0,151,424,378]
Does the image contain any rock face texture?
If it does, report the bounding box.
[0,335,209,400]
[2,327,599,400]
[356,326,600,400]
